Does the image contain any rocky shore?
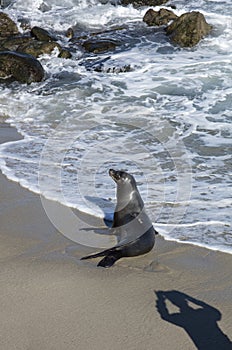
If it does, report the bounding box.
[0,0,212,83]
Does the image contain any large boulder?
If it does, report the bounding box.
[0,11,19,38]
[166,11,212,47]
[0,51,45,83]
[143,8,177,26]
[23,26,71,58]
[121,0,169,6]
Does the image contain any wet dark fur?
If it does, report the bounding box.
[81,169,157,267]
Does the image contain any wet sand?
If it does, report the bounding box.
[0,123,231,350]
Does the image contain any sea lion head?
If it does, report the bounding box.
[109,169,137,188]
[109,169,136,185]
[109,168,144,219]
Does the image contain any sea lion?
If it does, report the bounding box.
[81,169,158,268]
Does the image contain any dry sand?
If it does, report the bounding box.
[0,123,231,350]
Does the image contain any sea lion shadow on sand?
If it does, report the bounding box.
[80,169,157,268]
[155,290,232,350]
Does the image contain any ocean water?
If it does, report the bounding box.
[0,0,231,252]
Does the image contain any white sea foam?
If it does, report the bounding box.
[0,0,231,252]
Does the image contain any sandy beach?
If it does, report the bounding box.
[0,123,231,350]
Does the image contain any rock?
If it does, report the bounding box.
[166,11,212,47]
[66,28,74,39]
[0,25,71,59]
[169,4,177,10]
[121,0,169,7]
[17,40,62,57]
[16,38,72,58]
[0,11,19,38]
[0,51,45,83]
[143,8,177,26]
[31,26,57,42]
[0,36,33,51]
[58,49,72,59]
[82,39,120,53]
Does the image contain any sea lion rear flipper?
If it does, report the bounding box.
[80,250,107,260]
[80,247,116,261]
[97,254,119,268]
[81,246,122,267]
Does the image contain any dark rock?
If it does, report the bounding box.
[0,26,71,59]
[66,28,74,39]
[58,49,72,59]
[82,39,120,53]
[121,0,169,7]
[143,8,177,26]
[17,40,62,58]
[15,34,72,58]
[166,11,212,47]
[31,26,57,42]
[0,36,33,51]
[169,4,176,10]
[0,11,19,38]
[0,51,45,83]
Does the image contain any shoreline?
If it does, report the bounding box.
[0,122,232,349]
[1,122,231,256]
